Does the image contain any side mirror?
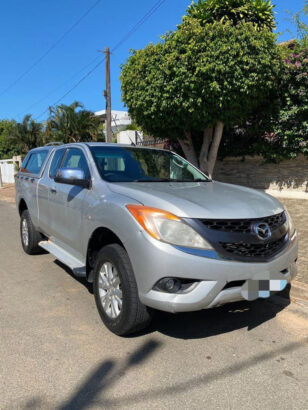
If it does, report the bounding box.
[54,168,90,189]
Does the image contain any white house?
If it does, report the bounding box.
[94,110,132,133]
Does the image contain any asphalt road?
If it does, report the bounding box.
[0,201,307,410]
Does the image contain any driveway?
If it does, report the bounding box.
[0,200,308,410]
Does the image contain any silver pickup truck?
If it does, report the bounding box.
[16,143,298,335]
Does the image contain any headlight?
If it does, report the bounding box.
[126,204,213,250]
[285,209,296,237]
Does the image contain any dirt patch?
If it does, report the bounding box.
[277,307,308,338]
[0,184,15,204]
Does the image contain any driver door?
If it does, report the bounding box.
[48,147,91,259]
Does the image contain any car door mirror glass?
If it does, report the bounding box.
[54,168,90,189]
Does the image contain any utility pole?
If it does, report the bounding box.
[104,47,112,142]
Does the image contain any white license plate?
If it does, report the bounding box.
[241,279,288,301]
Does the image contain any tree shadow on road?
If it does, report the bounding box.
[20,333,306,410]
[57,339,161,410]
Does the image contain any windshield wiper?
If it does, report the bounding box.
[133,178,172,182]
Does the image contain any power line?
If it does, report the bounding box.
[35,55,107,120]
[17,55,101,120]
[0,0,102,97]
[111,0,166,53]
[35,0,166,120]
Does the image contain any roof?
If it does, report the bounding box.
[35,142,162,150]
[94,110,130,119]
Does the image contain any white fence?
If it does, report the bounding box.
[0,160,15,183]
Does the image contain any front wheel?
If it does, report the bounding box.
[20,210,43,255]
[93,244,152,336]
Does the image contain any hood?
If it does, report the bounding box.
[109,181,284,219]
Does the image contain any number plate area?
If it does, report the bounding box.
[241,271,288,301]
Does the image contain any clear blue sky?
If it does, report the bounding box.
[0,0,305,122]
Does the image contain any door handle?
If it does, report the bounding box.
[50,188,57,194]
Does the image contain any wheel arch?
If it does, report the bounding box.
[18,198,28,216]
[86,226,126,282]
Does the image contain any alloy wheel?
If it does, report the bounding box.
[98,262,123,319]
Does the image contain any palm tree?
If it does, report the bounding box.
[47,101,101,143]
[9,114,43,154]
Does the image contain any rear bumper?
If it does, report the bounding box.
[125,230,298,313]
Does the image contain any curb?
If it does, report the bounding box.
[265,190,308,200]
[256,189,308,200]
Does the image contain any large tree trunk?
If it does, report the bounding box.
[199,122,224,179]
[178,130,199,167]
[177,123,224,178]
[199,127,213,173]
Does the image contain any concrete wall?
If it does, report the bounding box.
[214,155,308,193]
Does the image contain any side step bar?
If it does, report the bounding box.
[39,240,86,278]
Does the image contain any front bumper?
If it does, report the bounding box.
[124,230,298,313]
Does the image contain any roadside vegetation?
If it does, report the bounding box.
[121,0,308,175]
[0,102,103,158]
[0,0,307,172]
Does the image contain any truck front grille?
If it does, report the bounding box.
[201,212,286,234]
[220,235,287,259]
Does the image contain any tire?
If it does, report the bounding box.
[20,210,43,255]
[93,244,153,336]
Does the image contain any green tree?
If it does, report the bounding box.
[186,0,275,31]
[287,1,308,48]
[223,3,308,162]
[9,115,43,154]
[121,18,281,176]
[47,101,101,143]
[0,120,18,159]
[257,48,308,161]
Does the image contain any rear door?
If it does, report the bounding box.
[18,149,49,228]
[48,147,91,259]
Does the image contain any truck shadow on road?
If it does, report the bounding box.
[54,260,94,294]
[142,293,291,340]
[55,258,291,340]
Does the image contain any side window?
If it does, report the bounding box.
[62,148,90,178]
[49,148,66,179]
[22,150,49,175]
[20,153,30,172]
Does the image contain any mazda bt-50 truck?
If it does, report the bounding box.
[15,143,298,335]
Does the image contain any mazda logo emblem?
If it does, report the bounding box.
[253,222,272,241]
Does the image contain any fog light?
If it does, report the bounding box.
[155,278,181,293]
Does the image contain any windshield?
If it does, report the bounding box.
[90,146,209,183]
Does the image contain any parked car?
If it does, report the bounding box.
[16,143,298,335]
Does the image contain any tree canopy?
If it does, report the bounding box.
[186,0,275,31]
[260,49,308,161]
[0,102,103,159]
[46,101,102,143]
[8,114,44,155]
[121,15,280,175]
[0,120,18,159]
